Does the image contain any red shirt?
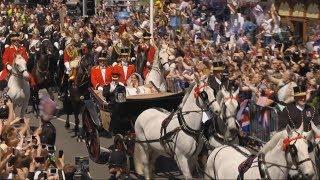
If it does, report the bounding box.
[2,45,29,66]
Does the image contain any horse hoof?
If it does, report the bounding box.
[65,122,70,129]
[74,125,79,132]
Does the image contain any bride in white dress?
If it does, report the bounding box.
[126,73,156,96]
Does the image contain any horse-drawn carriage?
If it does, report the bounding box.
[81,87,184,163]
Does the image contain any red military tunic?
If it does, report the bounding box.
[114,63,135,85]
[0,45,35,86]
[90,66,112,89]
[137,44,156,78]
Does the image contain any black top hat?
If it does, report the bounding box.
[143,31,151,39]
[10,32,21,41]
[120,46,130,56]
[98,50,108,61]
[293,85,307,97]
[212,61,225,71]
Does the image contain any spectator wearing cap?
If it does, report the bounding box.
[38,96,57,146]
[91,50,112,90]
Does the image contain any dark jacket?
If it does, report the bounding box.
[40,121,56,146]
[278,103,320,131]
[208,75,222,96]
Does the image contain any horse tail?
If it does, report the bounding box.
[134,143,144,175]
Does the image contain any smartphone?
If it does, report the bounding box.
[35,156,45,163]
[49,168,57,174]
[58,150,63,158]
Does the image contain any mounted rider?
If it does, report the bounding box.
[63,38,80,81]
[0,32,36,86]
[110,32,135,66]
[136,31,156,77]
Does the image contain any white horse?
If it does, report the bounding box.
[310,122,320,180]
[145,44,170,92]
[205,124,315,179]
[7,55,30,119]
[208,86,240,148]
[134,82,221,179]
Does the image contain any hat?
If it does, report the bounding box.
[293,86,307,97]
[212,61,225,71]
[29,39,40,49]
[10,32,21,41]
[143,31,151,39]
[119,46,130,56]
[98,50,108,61]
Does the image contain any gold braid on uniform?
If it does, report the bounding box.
[66,45,78,59]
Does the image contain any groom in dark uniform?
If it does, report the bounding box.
[278,85,320,131]
[208,61,226,96]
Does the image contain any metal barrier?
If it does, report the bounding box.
[240,100,279,142]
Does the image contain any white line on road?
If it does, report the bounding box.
[55,117,109,152]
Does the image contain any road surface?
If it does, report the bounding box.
[25,91,181,179]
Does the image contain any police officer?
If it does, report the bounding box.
[278,85,320,131]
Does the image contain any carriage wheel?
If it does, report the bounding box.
[82,109,101,163]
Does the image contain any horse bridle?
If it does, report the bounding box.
[11,62,28,80]
[194,84,218,112]
[256,134,313,180]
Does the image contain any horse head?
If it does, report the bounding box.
[13,55,28,78]
[158,43,170,72]
[193,82,221,116]
[219,85,239,141]
[282,125,315,179]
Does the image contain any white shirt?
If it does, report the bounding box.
[296,105,305,111]
[101,68,106,82]
[215,77,222,85]
[122,62,128,79]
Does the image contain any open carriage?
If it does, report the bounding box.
[81,87,184,163]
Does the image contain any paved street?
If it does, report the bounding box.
[26,91,181,179]
[26,91,112,179]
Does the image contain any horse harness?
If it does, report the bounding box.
[137,84,217,157]
[236,134,313,180]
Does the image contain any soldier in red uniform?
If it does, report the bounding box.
[91,50,112,90]
[0,33,35,86]
[113,50,135,85]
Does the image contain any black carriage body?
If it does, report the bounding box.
[111,92,184,134]
[85,88,184,134]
